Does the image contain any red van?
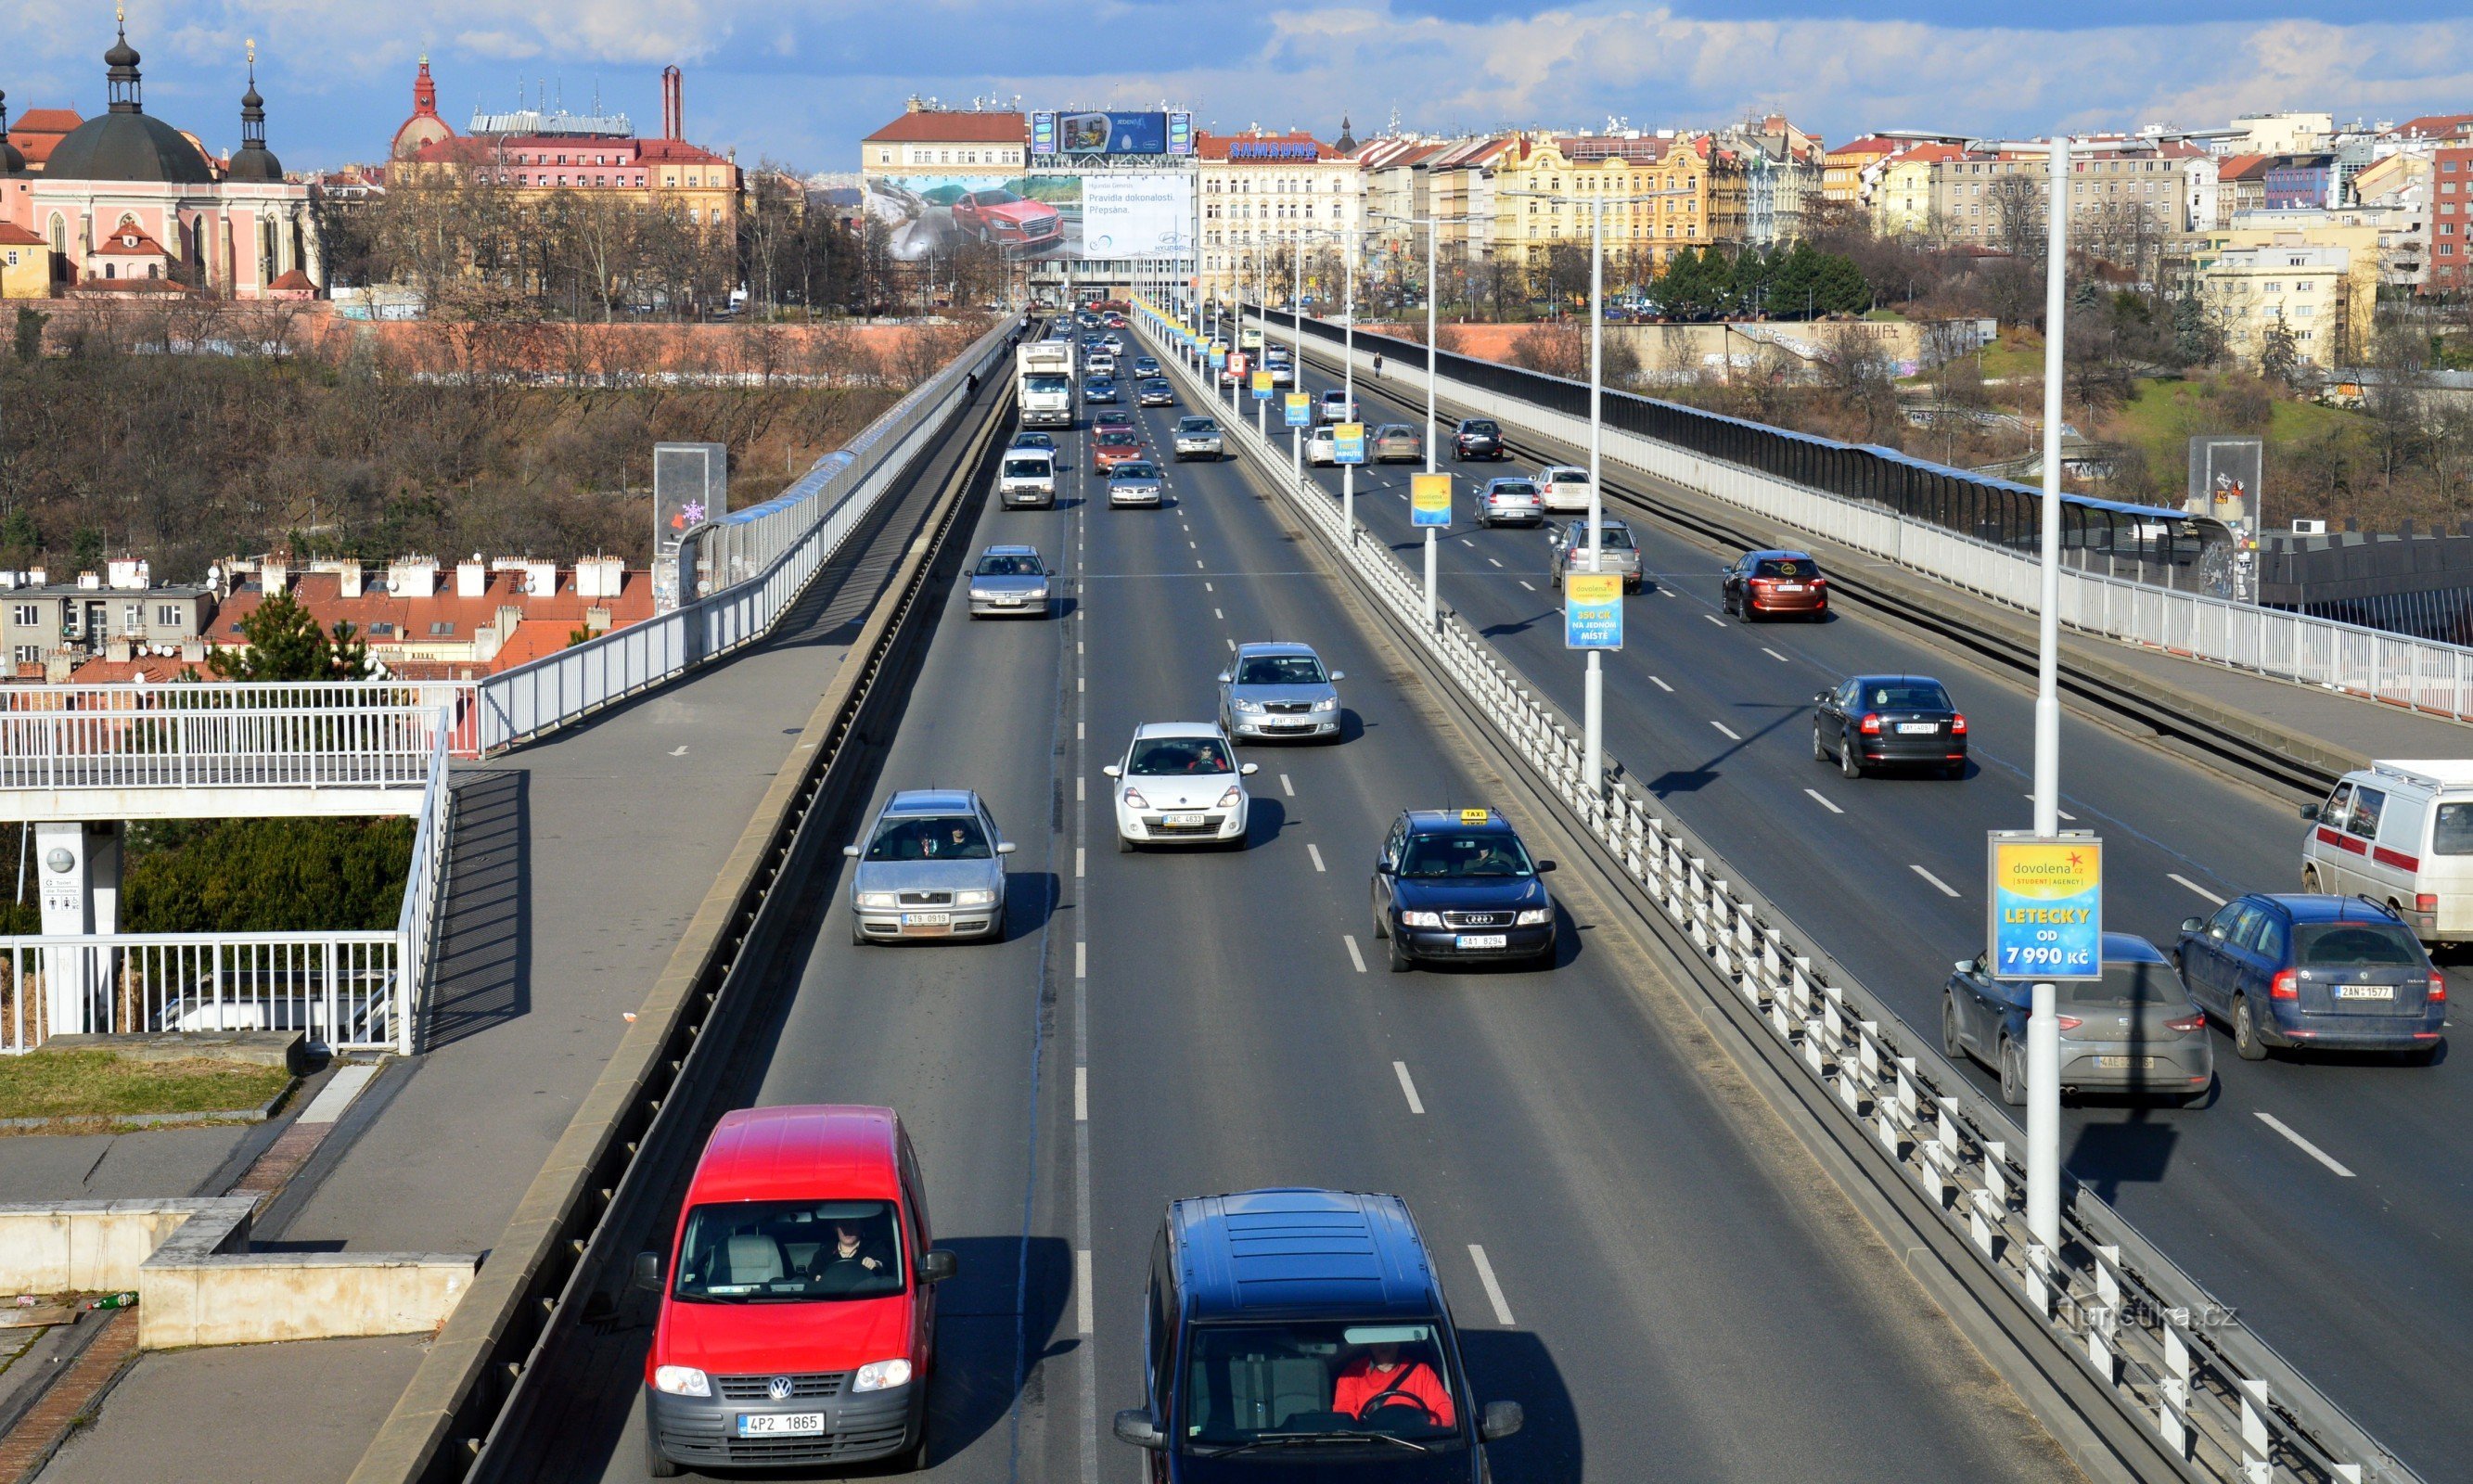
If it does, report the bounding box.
[638,1105,956,1477]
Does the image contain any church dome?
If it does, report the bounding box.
[45,111,214,185]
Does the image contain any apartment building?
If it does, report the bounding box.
[1194,130,1361,305]
[2197,243,2352,367]
[2428,146,2469,295]
[1823,136,1900,206]
[1490,133,1712,273]
[0,563,213,680]
[1424,137,1511,265]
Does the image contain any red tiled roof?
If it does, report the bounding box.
[68,657,194,684]
[92,226,169,257]
[863,110,1027,145]
[1898,143,1967,164]
[2394,114,2473,140]
[11,107,81,167]
[211,568,657,652]
[2217,153,2276,181]
[1196,130,1339,161]
[1829,135,1903,158]
[0,223,43,246]
[268,268,315,290]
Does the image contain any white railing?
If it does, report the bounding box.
[392,705,455,1055]
[1278,316,2473,728]
[1145,303,2422,1484]
[1,931,404,1056]
[474,319,1020,752]
[0,681,476,792]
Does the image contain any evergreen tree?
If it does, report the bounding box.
[206,587,375,682]
[1813,253,1875,315]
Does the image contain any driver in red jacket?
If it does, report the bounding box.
[1331,1339,1455,1427]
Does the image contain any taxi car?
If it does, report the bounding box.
[1369,809,1557,972]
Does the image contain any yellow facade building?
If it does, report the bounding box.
[1489,134,1712,274]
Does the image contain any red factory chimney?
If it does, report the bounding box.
[661,65,681,142]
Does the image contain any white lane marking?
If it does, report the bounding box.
[1467,1245,1516,1325]
[1204,581,1213,592]
[1518,580,1535,591]
[1213,608,1224,620]
[1710,720,1741,741]
[1803,788,1843,814]
[1077,1248,1095,1333]
[1648,675,1672,693]
[1076,847,1085,879]
[1392,1061,1426,1115]
[1280,773,1296,797]
[1076,775,1085,801]
[670,745,689,757]
[1188,540,1197,549]
[1077,641,1084,655]
[1076,940,1087,979]
[1702,613,1724,627]
[1343,935,1367,973]
[2256,1111,2355,1178]
[1308,843,1326,873]
[1910,864,1961,898]
[1225,637,1236,651]
[1076,722,1084,740]
[1197,559,1206,569]
[1487,556,1503,568]
[2020,794,2078,821]
[1762,647,1790,663]
[1075,1066,1088,1122]
[2171,874,2227,906]
[1460,538,1476,548]
[1077,676,1084,693]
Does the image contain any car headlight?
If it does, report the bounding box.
[1216,787,1244,809]
[955,889,997,907]
[1516,908,1553,926]
[1231,697,1265,713]
[969,588,993,601]
[856,891,898,910]
[852,1358,914,1393]
[1121,787,1150,810]
[1399,911,1443,928]
[1313,696,1337,711]
[652,1365,711,1397]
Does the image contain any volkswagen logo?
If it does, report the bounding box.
[767,1375,796,1401]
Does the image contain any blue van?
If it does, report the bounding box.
[1112,1188,1521,1479]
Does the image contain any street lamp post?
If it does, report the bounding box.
[2027,131,2072,1255]
[1371,209,1483,632]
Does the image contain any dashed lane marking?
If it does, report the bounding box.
[1910,864,1961,898]
[1762,647,1790,663]
[2171,874,2226,905]
[1467,1246,1515,1325]
[1343,936,1367,973]
[1308,843,1326,873]
[1392,1061,1426,1115]
[1804,788,1843,814]
[1711,720,1741,741]
[2256,1111,2355,1177]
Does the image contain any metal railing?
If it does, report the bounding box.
[1268,310,2473,727]
[392,706,455,1055]
[1,931,404,1056]
[0,681,475,793]
[473,319,1020,752]
[1147,303,2422,1484]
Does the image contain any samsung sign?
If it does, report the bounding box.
[1228,143,1320,160]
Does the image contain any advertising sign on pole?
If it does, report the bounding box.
[1284,393,1312,428]
[1987,833,2104,980]
[1334,422,1366,465]
[2186,437,2264,541]
[1209,343,1226,369]
[1564,573,1622,649]
[1411,473,1452,529]
[1250,371,1275,401]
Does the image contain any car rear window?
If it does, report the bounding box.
[2435,802,2473,855]
[2064,960,2183,1006]
[1465,420,1499,434]
[673,1198,904,1302]
[2294,922,2423,967]
[1860,682,1953,710]
[1756,557,1817,579]
[1130,737,1234,775]
[1490,482,1539,497]
[867,814,992,861]
[1570,527,1635,550]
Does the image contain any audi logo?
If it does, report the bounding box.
[767,1375,795,1401]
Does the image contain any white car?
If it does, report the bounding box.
[1538,465,1593,514]
[1316,389,1357,425]
[1306,427,1339,466]
[1104,723,1257,851]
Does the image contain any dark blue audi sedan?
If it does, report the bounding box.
[1369,809,1557,972]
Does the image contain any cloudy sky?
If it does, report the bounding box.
[6,0,2468,172]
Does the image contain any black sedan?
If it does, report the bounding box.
[1085,377,1121,404]
[1451,417,1506,461]
[1813,674,1967,778]
[1370,808,1557,972]
[1136,378,1176,408]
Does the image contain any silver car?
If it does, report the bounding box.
[967,544,1052,618]
[843,789,1017,943]
[1548,518,1644,594]
[1218,642,1346,743]
[1480,479,1544,528]
[1945,935,2215,1106]
[1108,459,1165,508]
[1173,416,1223,461]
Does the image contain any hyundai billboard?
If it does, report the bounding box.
[1032,110,1195,156]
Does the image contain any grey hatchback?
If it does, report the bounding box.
[843,789,1017,944]
[1944,934,2215,1104]
[1218,641,1345,743]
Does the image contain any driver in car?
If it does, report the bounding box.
[1331,1338,1455,1427]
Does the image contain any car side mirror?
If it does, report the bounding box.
[1954,958,1974,974]
[1239,763,1259,775]
[633,1250,663,1293]
[1377,860,1396,876]
[997,841,1019,855]
[919,1248,959,1285]
[1480,1401,1525,1441]
[1216,672,1232,684]
[1102,764,1122,778]
[1328,671,1345,682]
[842,845,861,858]
[1535,860,1556,874]
[2298,803,2321,821]
[2181,916,2206,934]
[1113,1409,1166,1450]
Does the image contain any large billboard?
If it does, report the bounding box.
[1032,110,1195,156]
[864,170,1190,262]
[1081,173,1193,260]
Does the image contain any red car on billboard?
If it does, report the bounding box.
[952,188,1062,250]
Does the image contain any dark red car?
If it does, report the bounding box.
[951,188,1062,250]
[1093,435,1145,473]
[1723,549,1828,620]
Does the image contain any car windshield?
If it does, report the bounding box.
[1756,557,1817,579]
[1237,656,1326,685]
[1003,458,1050,479]
[1024,375,1070,394]
[1113,462,1160,480]
[2294,922,2424,967]
[2064,959,2183,1006]
[1181,1321,1463,1452]
[672,1198,904,1303]
[1128,736,1234,776]
[1400,832,1534,878]
[975,555,1042,578]
[976,189,1024,206]
[1860,682,1953,710]
[865,813,993,861]
[1179,417,1217,433]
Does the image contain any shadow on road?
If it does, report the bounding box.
[1459,1328,1580,1484]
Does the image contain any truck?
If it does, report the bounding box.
[1017,341,1075,429]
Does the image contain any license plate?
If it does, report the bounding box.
[739,1414,826,1437]
[1774,582,1803,592]
[1455,934,1508,950]
[2095,1056,2155,1070]
[2337,985,2393,999]
[1896,723,1938,735]
[1164,812,1207,826]
[902,912,951,927]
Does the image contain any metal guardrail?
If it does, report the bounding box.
[0,681,475,792]
[393,705,455,1055]
[473,319,1020,752]
[1271,311,2473,729]
[1147,303,2423,1484]
[1,930,404,1056]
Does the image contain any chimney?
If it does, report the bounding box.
[496,603,524,640]
[455,560,487,598]
[586,605,613,633]
[106,637,131,662]
[336,557,364,599]
[77,570,101,590]
[663,65,683,142]
[389,556,438,599]
[522,559,557,598]
[261,550,290,594]
[180,637,205,663]
[577,555,624,599]
[108,558,145,590]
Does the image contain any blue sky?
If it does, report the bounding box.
[6,2,2467,173]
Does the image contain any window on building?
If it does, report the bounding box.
[156,604,180,627]
[9,605,37,628]
[429,621,455,636]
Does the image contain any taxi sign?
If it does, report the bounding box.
[1284,392,1312,428]
[1411,472,1452,529]
[1334,422,1367,465]
[1987,833,2103,980]
[1564,573,1622,650]
[1457,808,1491,825]
[1251,370,1275,400]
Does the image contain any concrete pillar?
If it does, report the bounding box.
[35,822,122,1037]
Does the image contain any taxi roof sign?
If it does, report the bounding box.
[1457,808,1491,825]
